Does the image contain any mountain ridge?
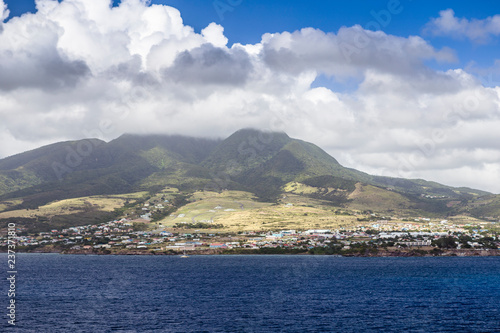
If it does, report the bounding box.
[0,128,498,231]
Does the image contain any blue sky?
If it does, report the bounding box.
[1,0,500,192]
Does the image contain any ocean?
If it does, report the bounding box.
[1,254,499,332]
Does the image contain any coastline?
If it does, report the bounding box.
[5,247,500,257]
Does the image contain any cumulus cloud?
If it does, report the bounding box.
[0,0,9,33]
[164,44,252,85]
[425,9,500,43]
[0,1,7,19]
[261,26,456,79]
[0,0,500,193]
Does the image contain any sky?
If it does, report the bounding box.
[1,0,500,193]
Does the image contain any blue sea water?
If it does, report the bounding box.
[1,254,500,332]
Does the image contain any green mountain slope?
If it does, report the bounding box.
[0,139,106,195]
[0,134,220,209]
[0,128,498,226]
[369,176,490,197]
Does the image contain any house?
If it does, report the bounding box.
[209,243,227,249]
[399,240,432,247]
[304,229,331,235]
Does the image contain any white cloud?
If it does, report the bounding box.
[261,26,456,79]
[425,9,500,43]
[0,0,500,193]
[202,22,228,48]
[0,0,8,22]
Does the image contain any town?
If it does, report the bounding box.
[2,217,499,257]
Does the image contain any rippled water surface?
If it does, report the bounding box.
[1,254,500,332]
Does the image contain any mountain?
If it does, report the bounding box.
[0,134,220,209]
[0,139,105,195]
[0,128,499,231]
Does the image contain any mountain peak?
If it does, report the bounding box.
[231,127,289,136]
[202,128,292,176]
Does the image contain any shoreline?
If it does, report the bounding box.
[4,248,500,257]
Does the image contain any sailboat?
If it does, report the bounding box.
[180,249,189,258]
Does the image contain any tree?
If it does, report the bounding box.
[432,236,457,249]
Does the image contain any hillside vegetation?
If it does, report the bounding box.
[0,128,499,232]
